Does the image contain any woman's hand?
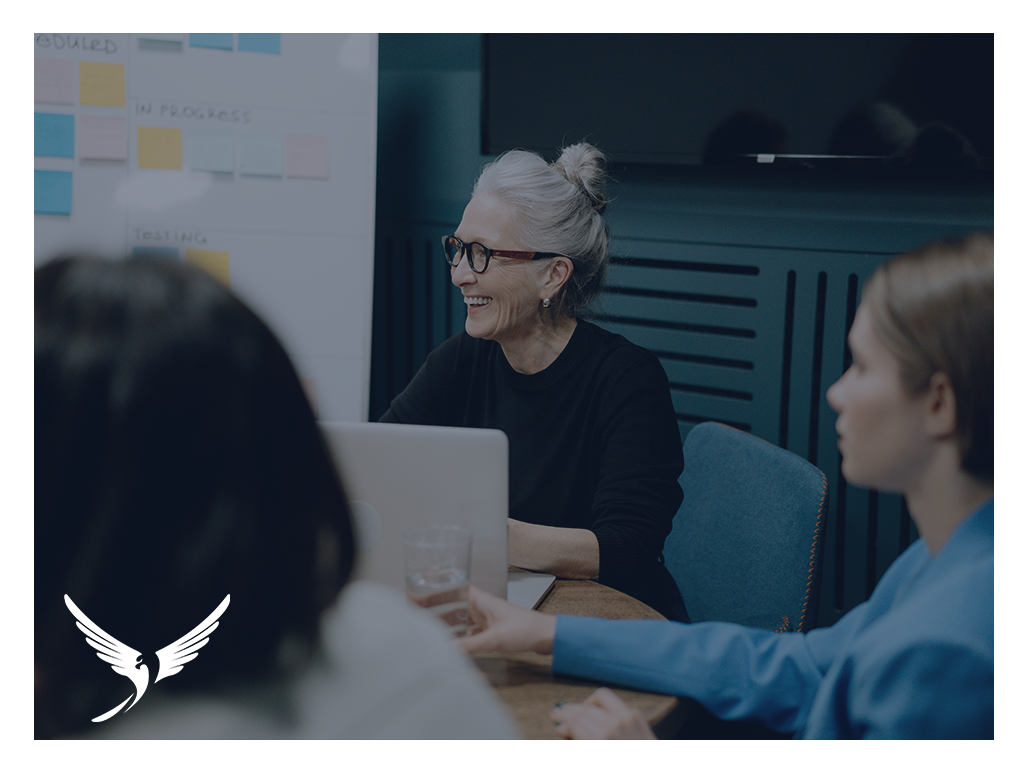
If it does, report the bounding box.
[550,688,656,739]
[458,586,557,656]
[507,518,599,579]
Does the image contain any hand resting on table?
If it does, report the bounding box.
[551,687,656,740]
[458,586,557,656]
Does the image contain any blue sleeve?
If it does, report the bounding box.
[552,615,852,734]
[801,555,994,739]
[805,638,994,739]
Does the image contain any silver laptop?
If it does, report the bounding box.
[319,421,510,600]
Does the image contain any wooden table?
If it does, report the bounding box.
[473,579,689,739]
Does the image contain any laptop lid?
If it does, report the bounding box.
[318,421,509,600]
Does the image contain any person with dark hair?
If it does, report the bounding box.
[457,234,994,739]
[381,143,688,622]
[35,256,519,739]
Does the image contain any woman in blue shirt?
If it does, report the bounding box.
[460,232,994,739]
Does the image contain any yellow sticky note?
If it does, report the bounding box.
[186,249,231,286]
[138,127,182,170]
[79,61,125,107]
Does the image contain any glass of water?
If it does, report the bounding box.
[403,525,473,637]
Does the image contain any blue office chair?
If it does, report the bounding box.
[665,422,827,632]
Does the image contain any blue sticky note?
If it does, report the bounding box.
[189,127,235,173]
[238,34,280,55]
[132,246,180,260]
[35,112,75,158]
[238,132,284,177]
[35,170,73,215]
[190,34,234,51]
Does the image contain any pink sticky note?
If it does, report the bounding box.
[35,58,76,105]
[285,134,329,179]
[79,116,128,160]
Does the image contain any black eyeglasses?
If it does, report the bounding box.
[441,235,564,274]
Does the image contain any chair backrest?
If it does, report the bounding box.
[665,422,827,632]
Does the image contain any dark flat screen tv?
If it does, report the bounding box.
[482,33,993,178]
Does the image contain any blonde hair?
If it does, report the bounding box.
[863,232,993,480]
[473,143,611,317]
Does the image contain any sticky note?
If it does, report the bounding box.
[138,127,183,170]
[238,132,283,177]
[35,113,75,158]
[186,248,231,285]
[132,246,180,260]
[238,34,280,55]
[189,128,235,173]
[138,34,184,50]
[79,61,125,107]
[35,170,73,215]
[190,34,234,51]
[139,34,184,42]
[286,134,329,179]
[35,58,76,105]
[79,116,128,161]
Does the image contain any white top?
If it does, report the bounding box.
[90,581,521,739]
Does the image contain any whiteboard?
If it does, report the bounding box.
[33,33,378,421]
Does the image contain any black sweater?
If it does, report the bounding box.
[380,320,687,620]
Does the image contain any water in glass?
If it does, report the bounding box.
[406,567,470,637]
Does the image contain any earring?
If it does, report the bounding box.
[542,298,552,308]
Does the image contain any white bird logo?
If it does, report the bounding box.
[64,593,230,723]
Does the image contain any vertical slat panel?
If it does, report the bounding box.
[371,222,459,418]
[785,267,820,459]
[421,238,435,361]
[408,235,427,374]
[389,235,413,415]
[812,269,856,624]
[806,271,829,465]
[430,237,454,342]
[842,483,877,614]
[748,265,789,446]
[368,233,394,420]
[777,270,797,448]
[392,237,411,397]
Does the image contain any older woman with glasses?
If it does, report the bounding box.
[380,143,688,621]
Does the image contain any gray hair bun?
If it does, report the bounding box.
[550,142,609,214]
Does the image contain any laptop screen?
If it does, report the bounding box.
[319,421,510,600]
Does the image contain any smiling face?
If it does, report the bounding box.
[451,191,550,347]
[826,304,935,494]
